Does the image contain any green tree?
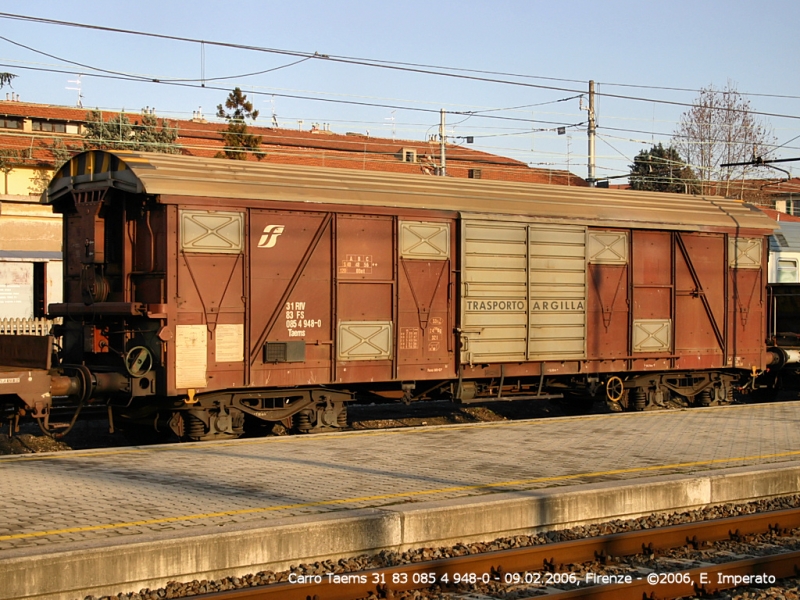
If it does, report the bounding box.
[47,138,79,167]
[132,111,180,153]
[216,87,263,160]
[83,110,134,150]
[629,143,696,193]
[83,109,181,153]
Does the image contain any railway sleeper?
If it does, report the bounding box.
[167,388,353,441]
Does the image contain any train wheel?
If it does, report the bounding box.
[293,399,348,433]
[182,407,244,442]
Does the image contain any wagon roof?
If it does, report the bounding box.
[45,150,775,233]
[770,220,800,252]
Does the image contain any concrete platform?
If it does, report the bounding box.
[2,401,800,600]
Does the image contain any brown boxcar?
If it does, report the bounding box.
[0,150,775,440]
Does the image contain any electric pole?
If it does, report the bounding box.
[439,109,446,176]
[588,80,596,186]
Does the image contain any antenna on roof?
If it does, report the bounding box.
[385,110,396,141]
[66,75,83,108]
[271,95,278,128]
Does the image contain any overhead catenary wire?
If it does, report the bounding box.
[0,34,315,83]
[4,12,800,101]
[0,62,582,129]
[1,12,799,122]
[4,59,797,164]
[9,92,795,160]
[1,11,798,182]
[1,19,797,140]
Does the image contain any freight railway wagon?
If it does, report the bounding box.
[0,151,777,440]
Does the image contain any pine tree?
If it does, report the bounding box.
[83,110,135,150]
[0,72,16,88]
[133,112,180,153]
[216,88,263,160]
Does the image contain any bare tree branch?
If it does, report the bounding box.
[673,81,775,197]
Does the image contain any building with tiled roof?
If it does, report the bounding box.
[0,97,586,195]
[0,96,586,326]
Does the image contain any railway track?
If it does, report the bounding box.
[159,507,800,600]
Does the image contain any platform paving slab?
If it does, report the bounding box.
[0,402,799,599]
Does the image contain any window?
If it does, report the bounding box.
[468,169,482,179]
[778,258,798,283]
[32,120,67,133]
[0,117,21,129]
[400,148,417,163]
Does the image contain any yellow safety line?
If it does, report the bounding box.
[2,448,800,542]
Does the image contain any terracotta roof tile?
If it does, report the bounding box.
[0,99,586,185]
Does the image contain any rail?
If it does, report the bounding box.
[193,507,800,600]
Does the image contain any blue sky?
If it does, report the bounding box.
[1,1,798,180]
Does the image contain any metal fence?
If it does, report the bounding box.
[0,317,61,336]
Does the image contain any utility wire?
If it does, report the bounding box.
[0,62,579,128]
[1,12,799,121]
[0,35,314,83]
[4,60,793,165]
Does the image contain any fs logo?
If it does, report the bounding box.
[258,225,285,248]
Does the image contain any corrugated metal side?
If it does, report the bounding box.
[461,220,528,363]
[46,151,776,234]
[528,224,586,359]
[460,219,587,364]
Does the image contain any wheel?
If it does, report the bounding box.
[605,376,624,402]
[124,346,153,377]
